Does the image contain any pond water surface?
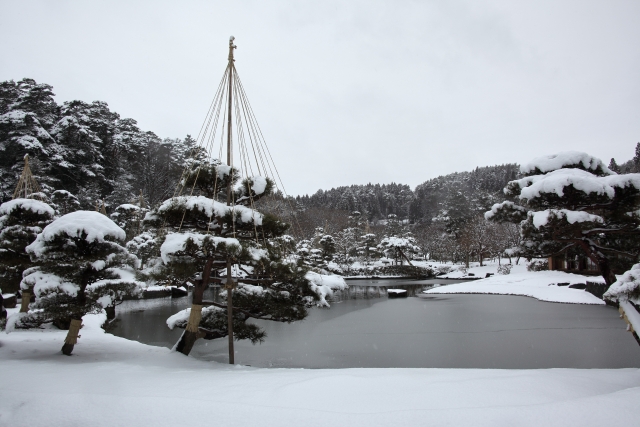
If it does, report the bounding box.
[108,279,640,369]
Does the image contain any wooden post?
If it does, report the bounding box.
[225,36,237,365]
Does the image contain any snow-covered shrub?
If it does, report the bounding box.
[435,265,453,276]
[9,211,143,355]
[526,259,549,272]
[0,198,54,293]
[604,263,640,304]
[497,264,512,275]
[486,151,640,285]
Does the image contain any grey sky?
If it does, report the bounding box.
[1,0,638,196]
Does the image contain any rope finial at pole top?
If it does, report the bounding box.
[228,36,236,62]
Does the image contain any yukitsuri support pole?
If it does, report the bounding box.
[225,36,237,365]
[61,319,82,355]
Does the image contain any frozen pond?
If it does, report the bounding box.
[108,280,640,369]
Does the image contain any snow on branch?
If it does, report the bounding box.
[604,263,640,305]
[160,232,241,263]
[510,168,640,200]
[0,198,55,217]
[485,201,528,222]
[530,209,604,229]
[156,195,264,225]
[521,151,615,177]
[305,271,348,307]
[26,211,126,257]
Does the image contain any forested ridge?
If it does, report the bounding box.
[2,77,638,230]
[0,78,197,208]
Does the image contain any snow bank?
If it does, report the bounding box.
[160,232,241,263]
[425,271,606,304]
[531,209,603,228]
[305,271,348,307]
[604,263,640,305]
[0,198,54,217]
[521,151,614,176]
[26,211,125,257]
[1,324,640,427]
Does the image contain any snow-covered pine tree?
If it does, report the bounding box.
[147,160,318,356]
[486,151,640,285]
[50,190,80,215]
[0,199,54,294]
[13,211,142,354]
[111,203,148,241]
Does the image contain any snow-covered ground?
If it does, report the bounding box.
[2,313,640,427]
[424,269,605,304]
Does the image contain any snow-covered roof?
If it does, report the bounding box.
[520,151,614,176]
[26,211,126,257]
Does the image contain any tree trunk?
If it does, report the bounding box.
[105,305,116,320]
[176,258,213,356]
[61,318,82,355]
[19,291,31,313]
[598,258,617,286]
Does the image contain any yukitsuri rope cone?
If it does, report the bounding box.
[14,154,42,313]
[61,319,82,356]
[12,154,42,200]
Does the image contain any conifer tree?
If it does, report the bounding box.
[486,151,640,285]
[147,160,319,356]
[13,211,141,355]
[0,199,54,293]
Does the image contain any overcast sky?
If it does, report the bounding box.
[1,0,638,196]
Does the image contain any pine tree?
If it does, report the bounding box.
[14,211,141,355]
[609,158,620,173]
[147,160,318,356]
[50,190,80,215]
[486,151,640,285]
[0,199,54,293]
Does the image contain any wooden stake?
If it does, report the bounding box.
[225,36,237,365]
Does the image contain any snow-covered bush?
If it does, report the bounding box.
[486,151,640,285]
[497,264,512,275]
[526,259,549,272]
[9,211,143,355]
[604,263,640,305]
[0,198,54,293]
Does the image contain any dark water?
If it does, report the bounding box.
[108,280,640,369]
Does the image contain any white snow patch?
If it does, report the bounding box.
[424,271,605,304]
[160,232,240,263]
[514,169,640,200]
[305,271,348,307]
[26,211,125,257]
[0,198,54,217]
[531,209,604,229]
[1,325,640,426]
[521,151,614,175]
